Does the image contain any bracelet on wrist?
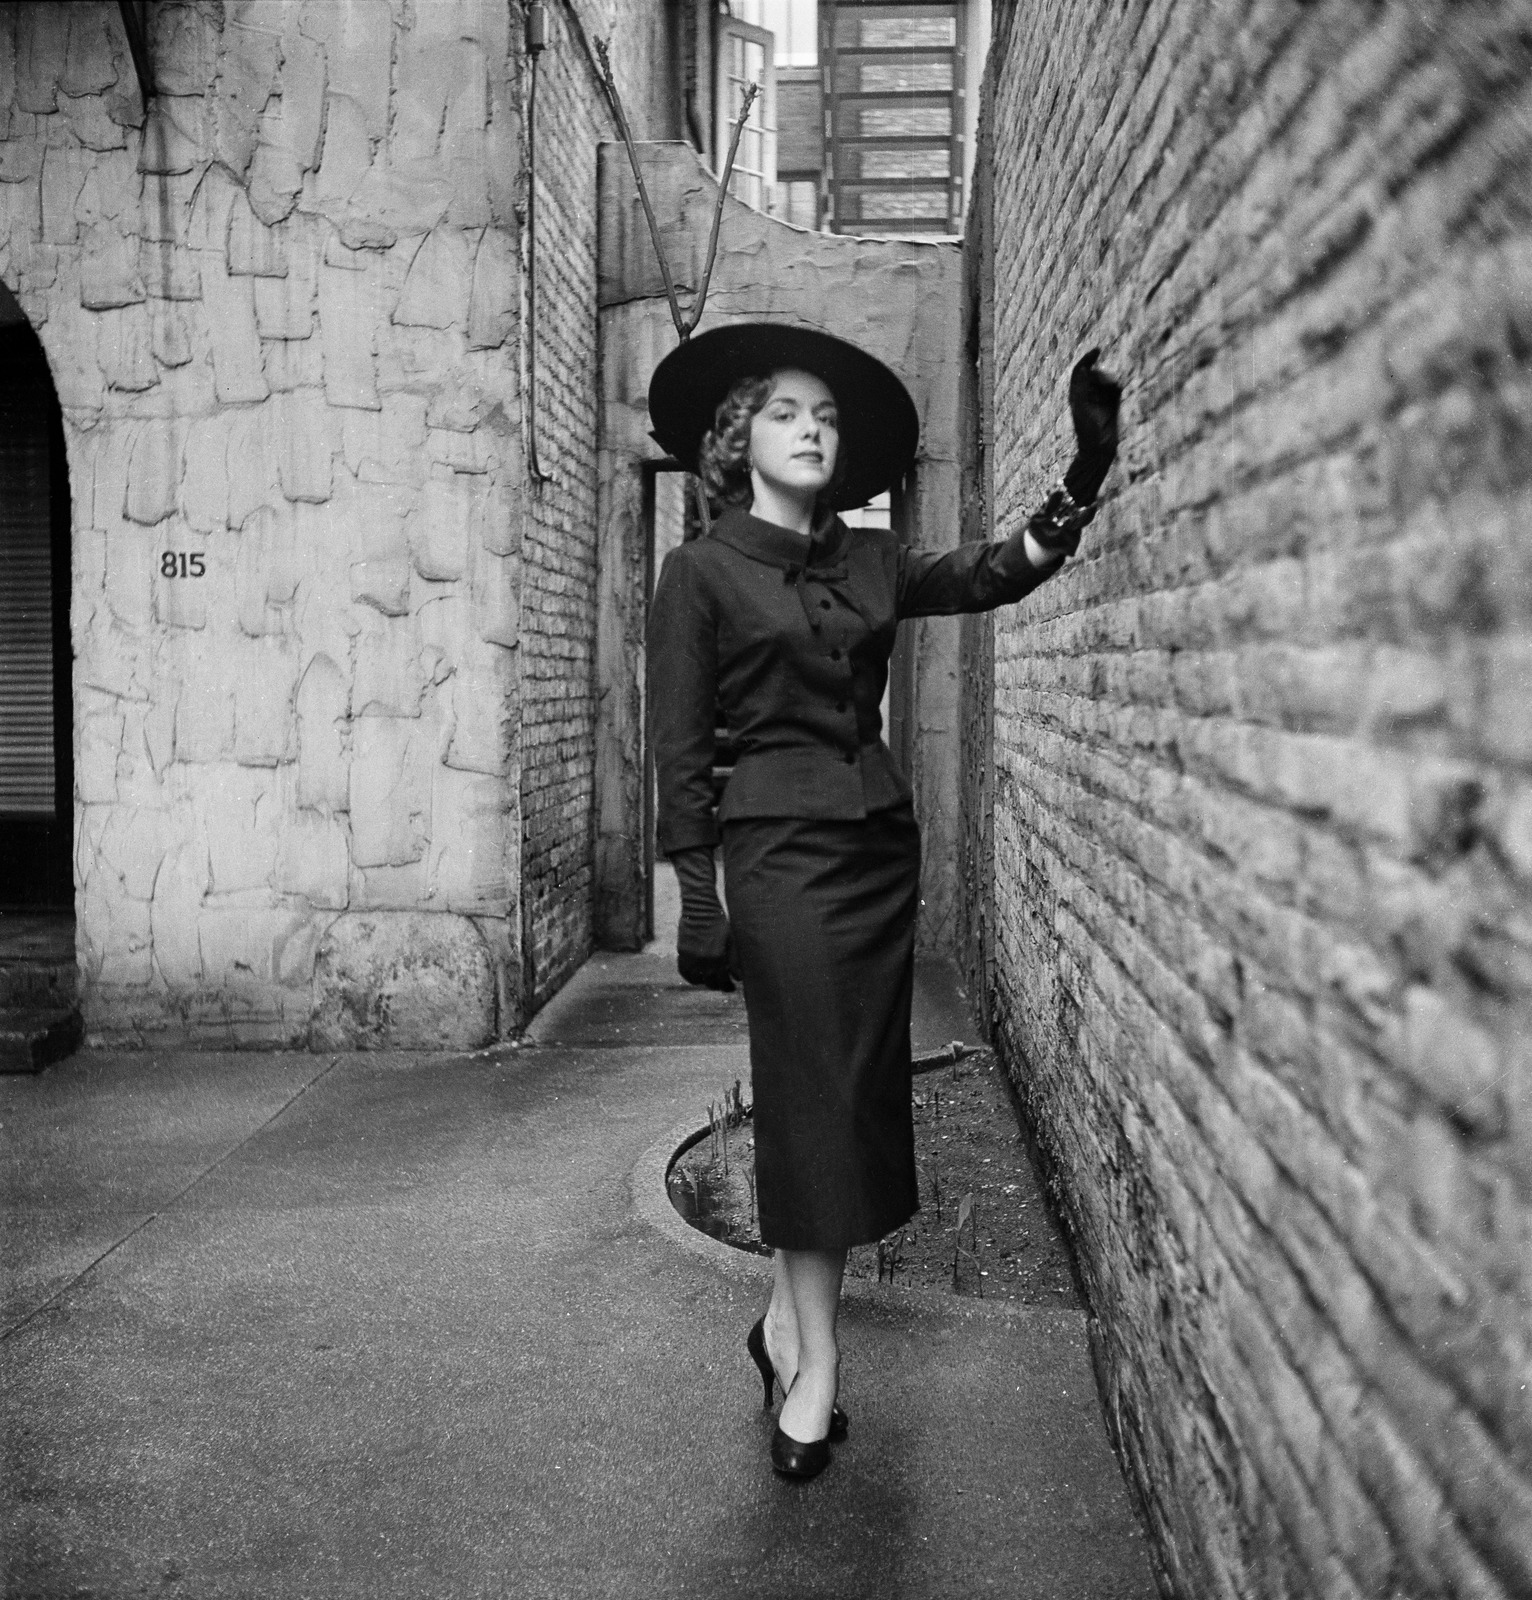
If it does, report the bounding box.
[1025,480,1097,556]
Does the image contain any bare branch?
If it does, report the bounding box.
[594,37,688,342]
[687,79,759,336]
[593,43,758,536]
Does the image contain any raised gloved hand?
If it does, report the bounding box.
[670,847,740,992]
[1061,348,1122,506]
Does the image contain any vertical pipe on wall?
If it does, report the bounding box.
[524,2,551,484]
[115,1,155,106]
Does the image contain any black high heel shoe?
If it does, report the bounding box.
[746,1317,848,1442]
[771,1415,831,1481]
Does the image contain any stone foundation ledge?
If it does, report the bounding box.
[82,912,503,1051]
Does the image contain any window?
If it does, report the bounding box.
[857,104,951,138]
[715,16,777,212]
[822,2,967,237]
[732,0,818,66]
[769,178,821,228]
[860,16,955,48]
[856,189,949,220]
[852,148,951,181]
[857,59,953,94]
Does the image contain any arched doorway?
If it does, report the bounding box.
[0,283,72,910]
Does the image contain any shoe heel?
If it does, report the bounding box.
[748,1317,850,1439]
[746,1318,775,1410]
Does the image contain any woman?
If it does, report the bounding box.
[646,323,1120,1480]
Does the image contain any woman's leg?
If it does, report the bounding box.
[772,1247,846,1443]
[763,1250,800,1387]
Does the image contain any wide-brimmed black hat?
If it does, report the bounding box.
[647,322,920,510]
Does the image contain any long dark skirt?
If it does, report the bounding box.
[721,803,921,1251]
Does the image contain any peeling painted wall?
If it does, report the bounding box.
[0,0,671,1047]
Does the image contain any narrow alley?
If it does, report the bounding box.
[2,870,1153,1598]
[1,4,1528,1596]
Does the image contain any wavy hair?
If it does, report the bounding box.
[697,370,847,517]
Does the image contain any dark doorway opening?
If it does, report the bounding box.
[0,291,73,910]
[641,462,700,945]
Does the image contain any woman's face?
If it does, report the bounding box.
[748,369,840,504]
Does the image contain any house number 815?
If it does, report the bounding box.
[160,552,206,578]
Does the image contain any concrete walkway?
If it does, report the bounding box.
[2,911,1156,1597]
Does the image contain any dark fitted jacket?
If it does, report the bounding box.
[648,507,1055,856]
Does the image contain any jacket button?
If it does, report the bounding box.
[844,752,856,765]
[819,599,831,610]
[830,648,842,660]
[836,701,847,713]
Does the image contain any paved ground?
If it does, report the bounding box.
[2,883,1156,1599]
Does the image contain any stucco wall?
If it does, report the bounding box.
[0,0,669,1045]
[971,4,1532,1595]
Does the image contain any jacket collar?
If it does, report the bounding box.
[709,507,849,572]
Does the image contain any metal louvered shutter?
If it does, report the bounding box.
[0,345,55,817]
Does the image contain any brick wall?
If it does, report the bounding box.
[972,4,1532,1594]
[956,66,998,1025]
[517,4,601,1010]
[517,0,677,1007]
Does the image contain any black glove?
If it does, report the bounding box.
[1025,487,1093,561]
[670,847,739,992]
[1061,348,1122,505]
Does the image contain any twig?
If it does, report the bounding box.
[686,80,755,537]
[971,1200,982,1298]
[687,78,758,335]
[953,1192,978,1293]
[593,38,755,539]
[594,36,687,342]
[594,36,757,341]
[912,1040,978,1073]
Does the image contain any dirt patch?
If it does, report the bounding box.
[667,1051,1079,1307]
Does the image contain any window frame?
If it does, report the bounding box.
[822,1,967,238]
[713,15,778,214]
